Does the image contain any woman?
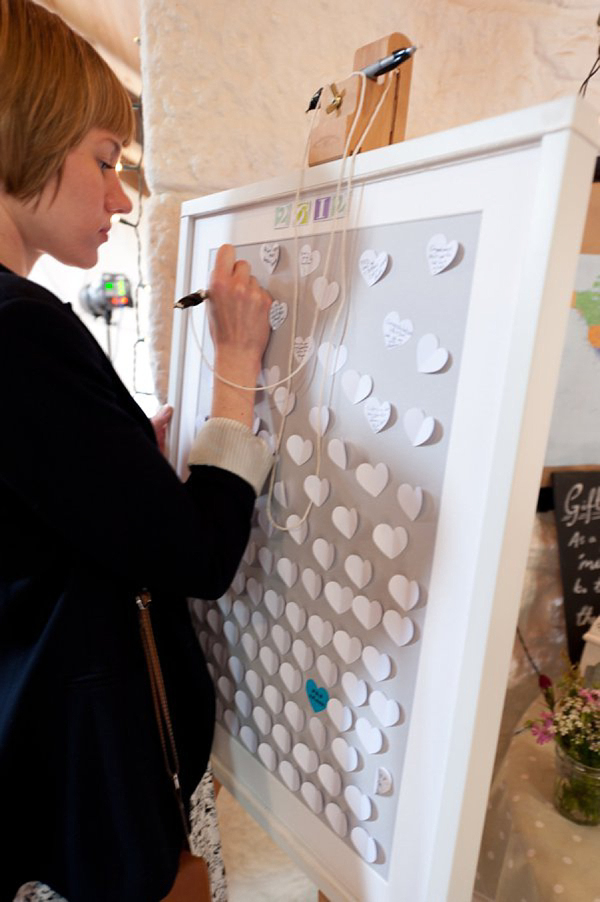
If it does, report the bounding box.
[0,1,272,900]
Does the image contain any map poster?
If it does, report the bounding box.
[553,470,600,662]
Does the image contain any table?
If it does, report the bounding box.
[473,700,600,902]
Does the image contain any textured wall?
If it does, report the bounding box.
[140,0,600,399]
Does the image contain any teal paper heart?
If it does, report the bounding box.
[306,679,329,713]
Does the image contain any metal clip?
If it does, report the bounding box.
[325,83,345,114]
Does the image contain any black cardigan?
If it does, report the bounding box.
[0,265,256,901]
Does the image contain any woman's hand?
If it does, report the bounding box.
[207,244,272,427]
[150,405,173,455]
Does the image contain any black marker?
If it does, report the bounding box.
[306,46,416,111]
[174,288,210,309]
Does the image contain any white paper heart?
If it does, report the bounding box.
[262,365,280,394]
[427,233,459,275]
[324,581,353,614]
[276,557,298,588]
[344,785,372,821]
[286,434,313,466]
[251,610,268,641]
[327,698,352,732]
[261,242,280,274]
[308,614,334,648]
[331,736,358,772]
[211,642,225,668]
[312,276,340,310]
[294,336,314,364]
[342,369,373,405]
[383,312,413,349]
[299,244,320,277]
[301,567,322,601]
[252,705,273,736]
[382,610,414,647]
[303,474,330,506]
[257,429,276,454]
[206,608,222,634]
[352,595,382,630]
[312,537,335,570]
[403,407,435,446]
[292,638,314,671]
[417,333,449,373]
[232,570,245,595]
[351,826,377,863]
[331,506,358,539]
[273,386,295,416]
[397,484,423,521]
[332,630,362,664]
[317,762,341,796]
[223,619,239,647]
[241,632,258,661]
[257,507,274,536]
[364,397,391,433]
[284,700,305,732]
[301,781,324,814]
[269,299,287,330]
[273,723,292,754]
[356,716,383,754]
[316,654,338,688]
[369,690,401,727]
[235,690,252,719]
[308,718,326,754]
[279,759,300,791]
[355,462,388,497]
[273,481,287,508]
[388,574,420,611]
[258,742,277,772]
[228,655,244,684]
[232,600,249,628]
[293,742,319,774]
[372,524,408,559]
[286,513,308,545]
[263,589,284,620]
[344,554,372,590]
[280,661,302,693]
[258,546,273,575]
[263,684,284,715]
[318,341,347,375]
[246,576,262,606]
[325,802,348,837]
[217,675,234,702]
[271,623,291,655]
[308,406,330,436]
[362,646,392,682]
[341,671,368,707]
[359,249,388,286]
[217,592,232,617]
[285,601,306,633]
[223,709,240,736]
[327,438,347,470]
[259,645,279,676]
[245,669,263,699]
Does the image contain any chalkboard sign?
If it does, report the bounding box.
[553,470,600,662]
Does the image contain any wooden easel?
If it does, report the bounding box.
[308,33,414,166]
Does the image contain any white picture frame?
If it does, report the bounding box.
[168,96,597,902]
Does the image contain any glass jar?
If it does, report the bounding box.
[554,743,600,826]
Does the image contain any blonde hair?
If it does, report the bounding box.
[0,0,136,201]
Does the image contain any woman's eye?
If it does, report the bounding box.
[99,160,114,171]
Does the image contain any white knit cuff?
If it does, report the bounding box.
[188,417,273,496]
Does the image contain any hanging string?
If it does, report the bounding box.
[579,12,600,96]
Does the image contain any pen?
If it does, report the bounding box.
[305,46,417,112]
[174,288,210,309]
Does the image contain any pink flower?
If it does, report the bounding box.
[531,722,553,745]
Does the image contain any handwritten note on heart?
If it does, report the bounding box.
[359,249,388,286]
[294,336,314,364]
[383,313,413,349]
[306,679,329,712]
[417,333,449,373]
[364,397,392,433]
[427,233,460,275]
[403,407,435,446]
[299,244,320,277]
[312,276,339,310]
[260,242,280,274]
[268,300,287,330]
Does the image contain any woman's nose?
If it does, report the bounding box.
[107,172,134,216]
